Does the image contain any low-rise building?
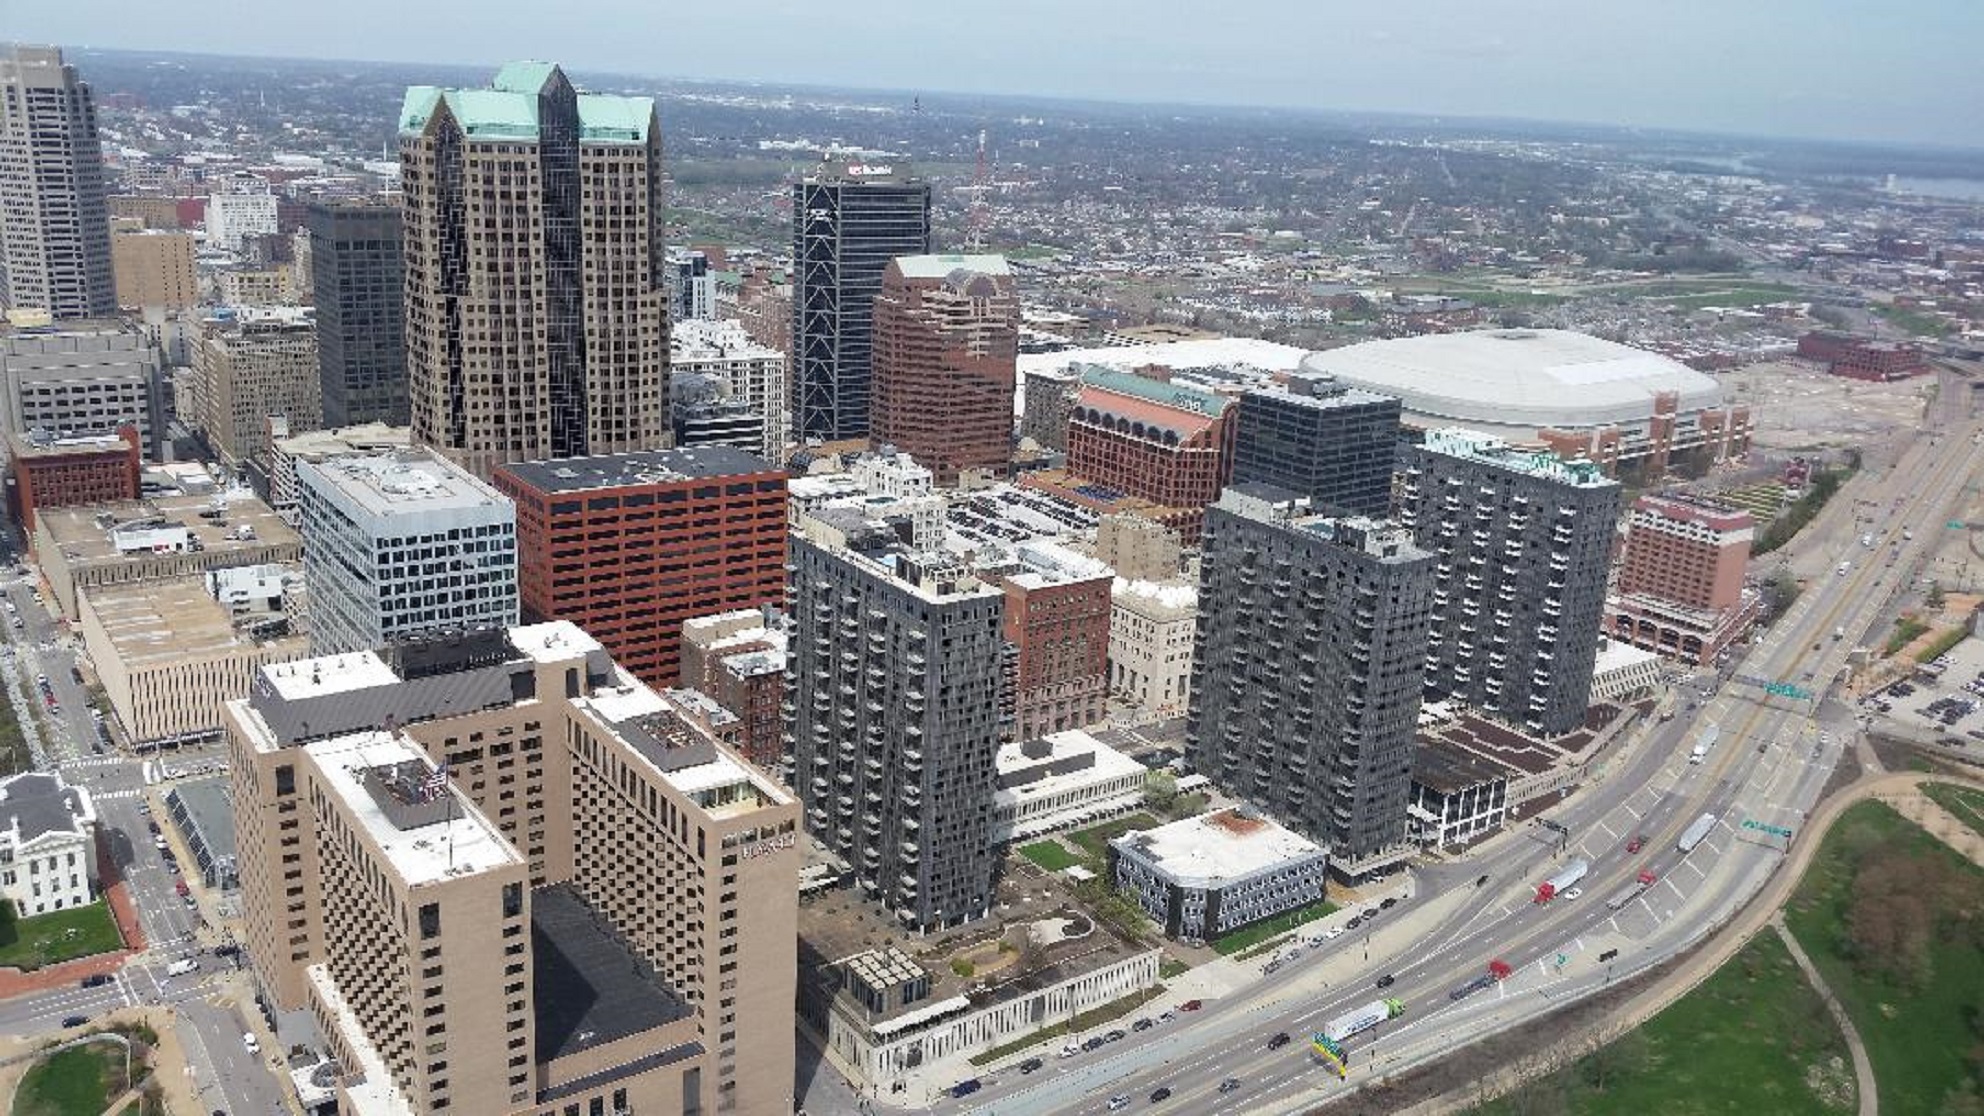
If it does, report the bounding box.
[679,609,787,773]
[1108,578,1196,716]
[1589,640,1663,703]
[0,772,98,917]
[32,490,302,621]
[1407,743,1511,850]
[6,428,141,532]
[992,729,1146,844]
[79,567,308,749]
[1109,807,1328,943]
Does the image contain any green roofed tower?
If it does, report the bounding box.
[399,62,670,478]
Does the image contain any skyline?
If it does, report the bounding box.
[18,0,1984,151]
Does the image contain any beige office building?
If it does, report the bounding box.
[32,491,301,620]
[109,230,198,309]
[196,314,322,473]
[228,622,799,1116]
[1108,577,1197,716]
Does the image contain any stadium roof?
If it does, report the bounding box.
[1301,329,1722,432]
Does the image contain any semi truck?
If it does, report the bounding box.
[1604,869,1660,911]
[1678,812,1718,853]
[1690,724,1719,765]
[1534,859,1589,903]
[1320,998,1405,1044]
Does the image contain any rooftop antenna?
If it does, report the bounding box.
[965,128,990,252]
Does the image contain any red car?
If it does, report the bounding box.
[174,879,189,897]
[1626,835,1647,854]
[1179,999,1203,1012]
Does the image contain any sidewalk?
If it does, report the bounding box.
[1772,914,1876,1116]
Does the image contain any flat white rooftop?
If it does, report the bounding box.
[1113,807,1325,888]
[300,448,508,517]
[509,620,603,664]
[307,730,522,886]
[996,730,1146,802]
[260,651,399,701]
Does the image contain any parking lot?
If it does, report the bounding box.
[1863,633,1984,745]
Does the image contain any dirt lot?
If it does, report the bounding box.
[1724,360,1937,451]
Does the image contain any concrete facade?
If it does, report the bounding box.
[1108,578,1197,717]
[0,324,163,457]
[0,46,115,320]
[196,314,323,475]
[109,230,199,310]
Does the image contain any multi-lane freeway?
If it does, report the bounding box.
[944,406,1980,1115]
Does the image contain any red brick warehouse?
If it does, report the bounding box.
[495,446,788,690]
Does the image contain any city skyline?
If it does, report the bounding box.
[17,2,1984,149]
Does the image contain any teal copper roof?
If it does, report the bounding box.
[398,64,653,145]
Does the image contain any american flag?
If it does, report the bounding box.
[418,764,450,803]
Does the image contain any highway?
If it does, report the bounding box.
[949,401,1980,1115]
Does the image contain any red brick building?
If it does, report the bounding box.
[494,446,788,689]
[6,427,141,532]
[1797,330,1930,381]
[999,542,1113,739]
[1607,494,1761,665]
[871,254,1018,484]
[680,610,787,773]
[1063,366,1237,543]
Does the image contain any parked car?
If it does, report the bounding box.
[1346,916,1363,930]
[1018,1057,1043,1074]
[1104,1029,1126,1043]
[1131,1017,1153,1032]
[1179,999,1202,1012]
[1380,896,1398,909]
[242,1032,260,1055]
[1324,926,1345,940]
[1082,1037,1105,1052]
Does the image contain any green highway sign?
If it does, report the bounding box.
[1951,520,1967,530]
[1741,819,1795,839]
[1761,681,1814,700]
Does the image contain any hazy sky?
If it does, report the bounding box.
[21,0,1984,147]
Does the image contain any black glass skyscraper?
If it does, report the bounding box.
[308,200,407,427]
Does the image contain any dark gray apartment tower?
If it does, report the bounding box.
[1396,428,1622,736]
[1232,371,1402,517]
[1187,485,1434,876]
[791,162,931,442]
[784,514,1003,932]
[0,45,115,320]
[308,200,407,427]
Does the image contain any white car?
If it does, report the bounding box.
[1324,926,1345,940]
[243,1031,260,1054]
[1561,887,1584,901]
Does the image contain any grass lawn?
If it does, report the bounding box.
[967,984,1165,1067]
[0,901,124,970]
[1921,781,1984,840]
[1474,932,1852,1114]
[1783,800,1984,1116]
[15,1043,129,1116]
[1016,840,1082,872]
[1212,897,1339,956]
[1067,814,1161,862]
[1158,957,1192,980]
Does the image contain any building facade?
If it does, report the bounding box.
[1608,494,1761,665]
[671,318,789,459]
[1188,487,1434,875]
[495,446,788,690]
[1109,807,1329,942]
[204,189,278,253]
[790,162,932,441]
[0,772,97,917]
[5,427,139,531]
[1065,366,1237,543]
[680,610,786,773]
[399,62,670,477]
[1020,367,1079,453]
[308,200,407,427]
[227,623,799,1116]
[992,729,1147,844]
[1001,541,1112,740]
[196,314,323,475]
[109,230,199,310]
[297,448,518,655]
[785,516,1003,932]
[0,324,163,456]
[0,46,115,321]
[1107,577,1196,716]
[871,254,1017,483]
[1396,429,1622,736]
[1231,371,1400,517]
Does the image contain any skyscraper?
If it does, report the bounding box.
[871,253,1017,483]
[308,199,407,427]
[1231,370,1401,517]
[791,162,931,442]
[399,62,670,478]
[1187,486,1433,877]
[1396,428,1622,736]
[785,508,1003,932]
[0,45,115,320]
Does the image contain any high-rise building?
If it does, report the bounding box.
[1188,486,1433,876]
[1608,494,1761,665]
[1064,366,1238,543]
[1108,576,1196,716]
[204,186,278,253]
[1396,428,1622,736]
[785,509,1003,932]
[297,447,518,655]
[195,313,322,475]
[0,324,163,456]
[1000,541,1112,739]
[791,162,931,442]
[1232,371,1401,517]
[0,46,114,321]
[227,622,799,1116]
[671,318,789,459]
[399,62,670,478]
[872,254,1017,484]
[109,230,199,310]
[308,200,407,427]
[494,446,787,689]
[667,247,713,322]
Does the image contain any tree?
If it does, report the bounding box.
[1927,582,1948,611]
[1143,770,1179,814]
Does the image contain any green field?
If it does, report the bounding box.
[1213,897,1340,956]
[1783,800,1984,1116]
[1017,840,1081,872]
[1067,814,1161,862]
[14,1042,132,1116]
[0,901,123,970]
[1473,932,1853,1114]
[1921,781,1984,840]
